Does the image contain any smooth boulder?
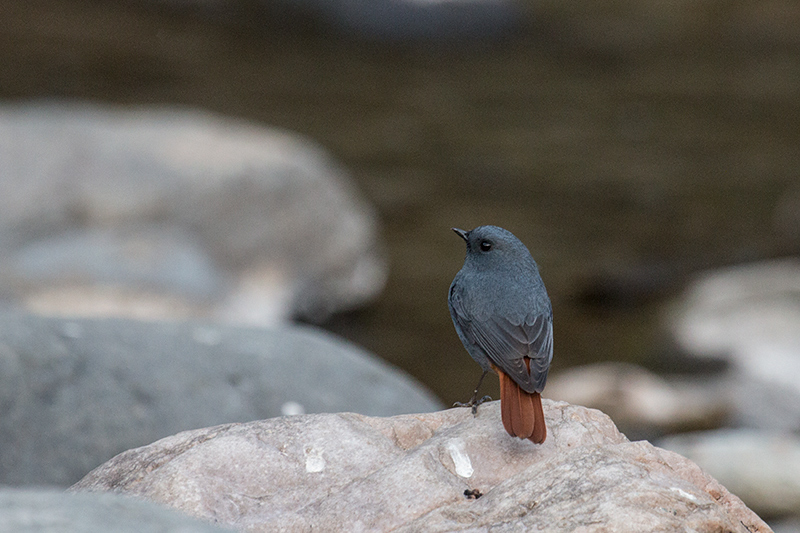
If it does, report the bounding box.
[0,102,385,325]
[0,312,441,487]
[72,401,768,532]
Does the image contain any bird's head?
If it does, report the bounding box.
[452,225,535,271]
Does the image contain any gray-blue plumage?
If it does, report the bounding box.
[448,225,553,393]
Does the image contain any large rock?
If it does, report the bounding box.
[669,259,800,431]
[659,429,800,520]
[0,102,385,325]
[72,401,769,532]
[0,488,233,532]
[0,312,441,487]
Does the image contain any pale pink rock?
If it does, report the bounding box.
[72,401,770,532]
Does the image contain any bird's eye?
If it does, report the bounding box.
[479,240,492,252]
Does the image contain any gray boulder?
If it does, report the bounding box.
[0,102,385,325]
[669,259,800,431]
[0,312,441,487]
[72,401,768,532]
[0,488,233,532]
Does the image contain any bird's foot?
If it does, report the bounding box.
[453,395,492,415]
[454,371,491,415]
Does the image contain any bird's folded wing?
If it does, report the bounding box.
[450,291,553,392]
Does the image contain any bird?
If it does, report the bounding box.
[448,225,553,444]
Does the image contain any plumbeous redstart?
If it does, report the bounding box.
[449,225,553,443]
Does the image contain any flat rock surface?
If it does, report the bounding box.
[72,401,769,532]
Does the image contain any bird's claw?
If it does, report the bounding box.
[453,395,492,415]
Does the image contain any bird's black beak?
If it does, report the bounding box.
[451,227,469,242]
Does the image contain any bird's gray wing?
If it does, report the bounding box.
[450,287,553,393]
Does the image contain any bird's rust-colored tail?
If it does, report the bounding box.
[494,364,546,444]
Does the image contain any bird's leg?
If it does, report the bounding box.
[453,370,492,415]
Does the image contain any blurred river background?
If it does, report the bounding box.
[2,0,799,405]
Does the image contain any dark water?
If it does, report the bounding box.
[3,0,799,403]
